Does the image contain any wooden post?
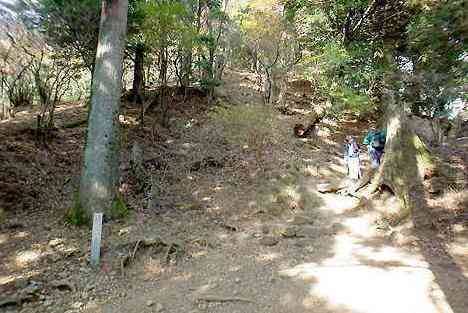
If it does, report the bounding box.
[90,213,103,266]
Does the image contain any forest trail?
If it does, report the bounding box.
[1,1,467,312]
[92,72,468,313]
[0,71,466,313]
[96,181,468,313]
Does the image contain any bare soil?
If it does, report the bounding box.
[0,70,467,313]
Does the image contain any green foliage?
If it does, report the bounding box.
[404,0,468,116]
[35,0,101,71]
[286,0,466,119]
[138,0,190,48]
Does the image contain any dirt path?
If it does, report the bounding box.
[92,170,467,313]
[90,72,468,313]
[1,71,466,313]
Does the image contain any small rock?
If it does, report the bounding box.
[15,277,29,289]
[118,227,131,236]
[146,300,155,307]
[259,236,279,246]
[48,238,65,247]
[234,278,241,284]
[71,302,83,309]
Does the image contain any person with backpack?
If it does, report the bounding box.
[344,136,361,180]
[363,127,387,168]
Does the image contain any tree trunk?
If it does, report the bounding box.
[180,0,193,91]
[78,0,128,222]
[131,44,145,104]
[181,49,192,89]
[263,69,272,104]
[159,46,169,127]
[370,85,435,221]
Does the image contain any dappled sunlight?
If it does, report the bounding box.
[229,265,241,272]
[15,249,41,267]
[315,193,360,214]
[341,216,378,237]
[206,206,222,213]
[216,232,229,240]
[281,262,453,313]
[119,114,139,126]
[0,233,8,244]
[0,275,16,285]
[171,271,192,282]
[255,252,281,263]
[14,231,29,239]
[143,257,164,280]
[447,239,468,277]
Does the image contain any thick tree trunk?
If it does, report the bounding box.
[131,44,145,104]
[370,86,435,221]
[78,0,128,222]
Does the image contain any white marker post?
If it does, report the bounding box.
[90,213,103,266]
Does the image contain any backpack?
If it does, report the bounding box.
[372,131,385,149]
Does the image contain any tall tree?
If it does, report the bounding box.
[77,0,129,223]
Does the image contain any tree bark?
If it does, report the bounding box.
[180,0,193,91]
[79,0,128,221]
[370,85,435,221]
[131,44,145,104]
[159,46,169,127]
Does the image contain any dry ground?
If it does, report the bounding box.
[0,70,467,313]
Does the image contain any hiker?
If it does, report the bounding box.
[363,127,387,168]
[344,136,361,180]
